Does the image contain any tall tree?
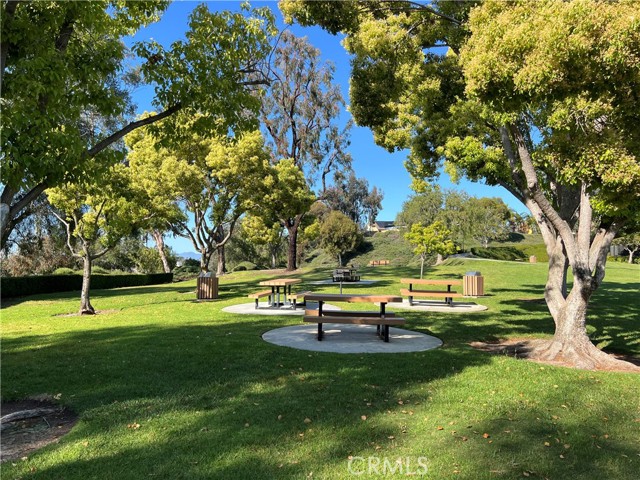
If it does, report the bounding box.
[396,185,444,229]
[47,162,142,314]
[127,125,270,275]
[323,170,383,228]
[1,1,275,247]
[261,159,316,270]
[283,0,640,369]
[258,30,351,269]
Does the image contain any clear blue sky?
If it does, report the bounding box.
[127,1,525,254]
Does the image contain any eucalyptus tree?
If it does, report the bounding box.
[283,0,640,369]
[322,170,384,228]
[258,30,351,269]
[1,1,275,247]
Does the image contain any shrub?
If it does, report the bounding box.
[173,265,200,282]
[92,266,110,274]
[232,261,258,272]
[1,273,173,299]
[53,267,75,275]
[471,246,528,261]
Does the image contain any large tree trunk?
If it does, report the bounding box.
[286,223,299,271]
[79,246,95,315]
[535,270,616,369]
[216,245,226,276]
[337,253,343,267]
[151,230,171,273]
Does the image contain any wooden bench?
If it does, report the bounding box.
[248,289,272,309]
[400,278,463,306]
[289,290,312,309]
[303,309,405,342]
[368,259,390,266]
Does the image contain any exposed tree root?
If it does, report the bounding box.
[471,338,640,373]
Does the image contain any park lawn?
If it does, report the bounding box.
[1,259,639,479]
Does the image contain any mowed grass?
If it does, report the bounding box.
[1,260,639,479]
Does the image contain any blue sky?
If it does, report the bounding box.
[127,1,525,254]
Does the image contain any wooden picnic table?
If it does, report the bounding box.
[400,278,463,306]
[303,293,404,342]
[258,278,302,308]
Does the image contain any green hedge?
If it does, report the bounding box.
[470,246,529,261]
[1,273,173,299]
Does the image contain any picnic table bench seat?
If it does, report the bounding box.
[400,278,463,306]
[368,259,390,266]
[289,290,313,309]
[248,289,273,308]
[303,304,405,342]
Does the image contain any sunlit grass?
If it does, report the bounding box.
[1,259,638,479]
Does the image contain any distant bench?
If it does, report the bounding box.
[368,259,390,266]
[302,293,404,342]
[290,290,312,309]
[400,278,463,307]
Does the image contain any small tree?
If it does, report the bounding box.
[613,233,640,264]
[47,163,141,314]
[405,221,456,279]
[319,211,361,267]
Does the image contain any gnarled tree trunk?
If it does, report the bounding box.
[151,229,171,273]
[79,245,95,315]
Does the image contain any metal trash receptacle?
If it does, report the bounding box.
[197,272,219,299]
[463,271,484,297]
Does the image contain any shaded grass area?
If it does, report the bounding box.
[1,260,639,479]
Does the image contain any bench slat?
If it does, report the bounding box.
[400,289,462,297]
[248,290,272,299]
[320,310,396,318]
[290,290,312,300]
[303,315,405,326]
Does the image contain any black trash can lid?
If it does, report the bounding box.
[465,271,482,276]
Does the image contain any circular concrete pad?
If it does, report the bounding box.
[262,324,442,354]
[385,299,487,313]
[222,302,340,316]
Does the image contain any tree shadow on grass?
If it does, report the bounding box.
[2,318,490,479]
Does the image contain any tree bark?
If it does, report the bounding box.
[79,245,95,315]
[151,230,171,273]
[420,255,425,279]
[286,223,299,271]
[216,244,226,276]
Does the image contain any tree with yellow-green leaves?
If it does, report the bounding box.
[126,123,271,276]
[282,0,640,369]
[405,221,456,279]
[1,1,275,249]
[47,162,144,315]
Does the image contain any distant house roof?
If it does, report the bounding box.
[375,221,395,229]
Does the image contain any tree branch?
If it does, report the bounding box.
[85,103,182,158]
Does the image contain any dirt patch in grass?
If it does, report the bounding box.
[470,338,640,373]
[1,398,78,463]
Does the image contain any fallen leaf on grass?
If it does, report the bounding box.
[304,418,312,424]
[127,423,141,429]
[482,433,490,438]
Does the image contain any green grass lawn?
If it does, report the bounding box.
[1,260,639,479]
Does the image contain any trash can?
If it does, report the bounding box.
[463,271,484,297]
[529,255,537,263]
[197,272,219,300]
